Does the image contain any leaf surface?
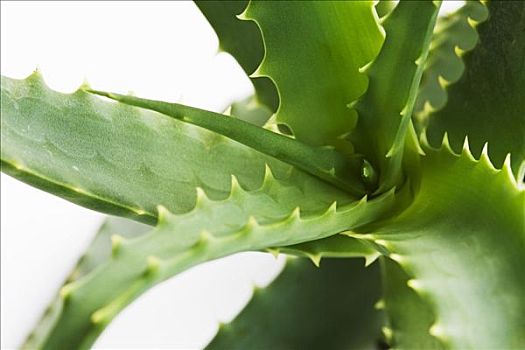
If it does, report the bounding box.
[22,217,150,349]
[194,0,278,113]
[349,0,441,192]
[1,73,359,225]
[25,172,397,349]
[368,140,525,348]
[427,0,525,176]
[207,258,384,350]
[244,1,384,146]
[414,1,488,131]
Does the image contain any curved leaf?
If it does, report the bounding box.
[26,170,398,349]
[349,0,441,193]
[207,258,384,350]
[195,0,278,113]
[414,1,488,131]
[88,90,368,195]
[366,140,525,348]
[1,73,358,225]
[22,217,150,349]
[244,1,384,146]
[380,257,444,349]
[427,1,525,176]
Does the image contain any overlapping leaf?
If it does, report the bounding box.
[349,1,441,192]
[243,1,384,147]
[195,0,278,114]
[1,73,359,226]
[24,168,398,349]
[426,1,525,177]
[414,0,488,131]
[366,140,525,348]
[207,258,384,350]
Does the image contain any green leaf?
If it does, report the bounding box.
[88,90,368,195]
[426,1,525,177]
[365,139,525,348]
[1,73,359,225]
[194,0,278,113]
[26,171,398,349]
[243,1,384,146]
[207,258,384,350]
[277,234,380,268]
[22,217,150,349]
[414,1,488,131]
[349,0,441,192]
[380,257,444,349]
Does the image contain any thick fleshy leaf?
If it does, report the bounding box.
[22,217,150,349]
[1,73,359,225]
[25,171,397,349]
[365,140,525,348]
[375,0,397,19]
[380,257,444,349]
[88,90,368,195]
[207,258,384,350]
[427,1,525,176]
[349,0,441,192]
[414,1,488,131]
[277,234,380,267]
[194,0,278,114]
[244,1,384,146]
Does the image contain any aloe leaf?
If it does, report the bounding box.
[414,1,488,132]
[349,0,441,193]
[87,90,368,195]
[1,73,361,225]
[207,258,384,350]
[276,234,380,268]
[22,217,150,349]
[375,0,397,19]
[242,1,384,147]
[24,171,398,349]
[426,1,525,176]
[194,0,278,113]
[365,140,525,348]
[380,257,444,349]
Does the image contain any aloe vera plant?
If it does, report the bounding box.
[2,0,524,349]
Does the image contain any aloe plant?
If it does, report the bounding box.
[2,0,524,349]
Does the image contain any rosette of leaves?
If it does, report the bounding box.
[1,1,524,349]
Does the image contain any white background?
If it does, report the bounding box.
[1,1,462,349]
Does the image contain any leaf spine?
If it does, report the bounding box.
[266,248,280,259]
[195,229,213,247]
[440,132,454,154]
[261,163,276,190]
[243,216,259,232]
[454,44,466,57]
[374,298,385,310]
[461,136,476,160]
[429,323,447,340]
[59,283,75,300]
[286,207,301,224]
[382,326,394,342]
[111,234,124,257]
[437,75,450,88]
[365,251,381,266]
[229,174,243,199]
[194,187,210,209]
[307,254,322,267]
[324,201,337,216]
[145,255,161,276]
[406,278,424,292]
[156,205,172,228]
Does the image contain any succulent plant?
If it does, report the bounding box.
[2,1,524,349]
